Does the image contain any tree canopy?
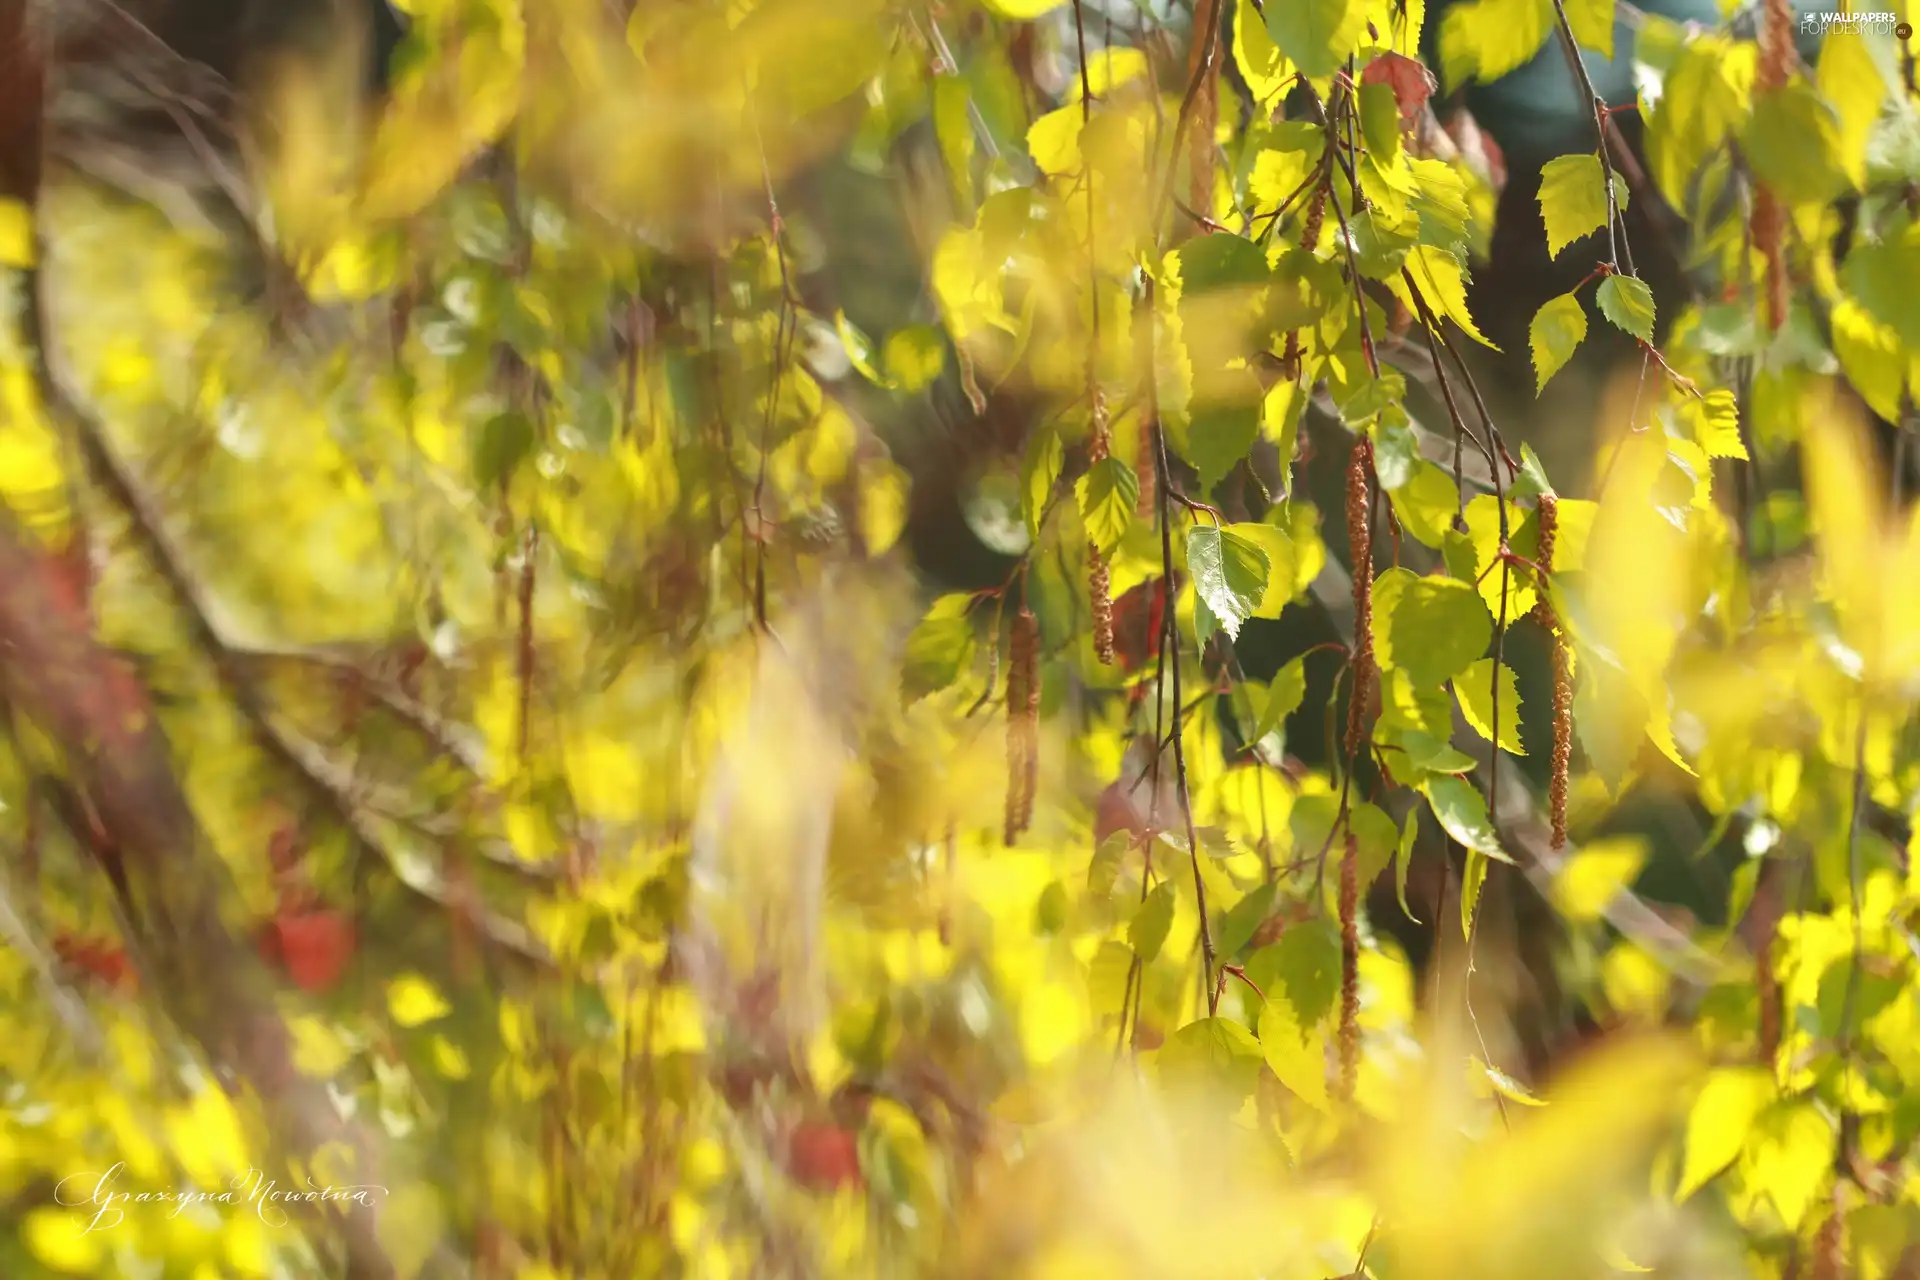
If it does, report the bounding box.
[1,0,1919,1276]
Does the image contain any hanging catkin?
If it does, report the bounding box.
[1752,0,1794,332]
[1345,438,1375,761]
[1089,390,1116,665]
[1809,1187,1844,1280]
[1280,186,1330,375]
[1004,607,1040,844]
[1337,828,1360,1104]
[1532,495,1573,849]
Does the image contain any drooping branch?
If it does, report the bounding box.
[22,259,552,964]
[0,506,419,1279]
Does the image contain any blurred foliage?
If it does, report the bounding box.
[0,0,1917,1277]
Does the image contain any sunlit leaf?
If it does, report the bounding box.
[1538,154,1625,260]
[1530,292,1589,394]
[1454,658,1526,755]
[1422,776,1512,863]
[1187,525,1272,641]
[1677,1067,1772,1201]
[1596,274,1656,342]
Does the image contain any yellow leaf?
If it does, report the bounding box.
[1027,104,1085,177]
[1817,29,1889,190]
[290,1015,354,1076]
[1391,245,1498,350]
[0,197,34,267]
[858,457,910,554]
[1455,658,1527,754]
[981,0,1067,16]
[565,729,646,822]
[1021,979,1088,1066]
[1474,1056,1549,1107]
[1259,992,1333,1113]
[1738,1102,1833,1229]
[23,1209,106,1274]
[1677,1067,1772,1201]
[388,973,453,1027]
[1553,837,1648,923]
[431,1034,471,1080]
[1234,0,1296,106]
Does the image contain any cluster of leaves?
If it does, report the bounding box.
[0,0,1918,1277]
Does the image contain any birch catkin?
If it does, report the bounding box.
[1004,607,1040,845]
[1534,495,1573,850]
[1280,186,1331,374]
[1810,1188,1844,1280]
[1752,0,1794,332]
[1345,438,1375,761]
[1337,828,1360,1105]
[1089,390,1116,666]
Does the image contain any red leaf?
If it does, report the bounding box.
[275,910,355,994]
[1110,581,1164,674]
[1362,52,1437,124]
[787,1121,862,1192]
[52,932,136,992]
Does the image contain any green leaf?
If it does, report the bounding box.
[1262,381,1306,499]
[1596,274,1656,342]
[1231,522,1296,618]
[1391,244,1500,350]
[1476,1057,1549,1107]
[1743,81,1851,208]
[1176,233,1274,293]
[1258,991,1332,1113]
[1077,455,1138,554]
[1422,775,1513,863]
[1400,729,1477,774]
[1509,442,1557,503]
[1290,795,1398,889]
[1088,832,1130,900]
[1369,566,1419,675]
[474,409,535,488]
[1395,809,1421,923]
[902,593,977,703]
[884,325,947,393]
[1186,402,1262,493]
[1566,0,1616,58]
[1267,0,1367,80]
[1454,659,1526,755]
[1460,847,1487,941]
[1844,222,1920,349]
[1217,881,1279,959]
[1677,1068,1773,1201]
[1530,292,1589,393]
[1388,576,1493,686]
[1438,0,1552,91]
[836,310,893,387]
[1831,296,1906,421]
[1186,525,1272,641]
[1023,427,1064,541]
[1538,153,1625,260]
[1158,1017,1265,1099]
[1359,82,1404,168]
[1254,656,1308,742]
[1246,919,1343,1029]
[1388,462,1462,550]
[1130,882,1176,963]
